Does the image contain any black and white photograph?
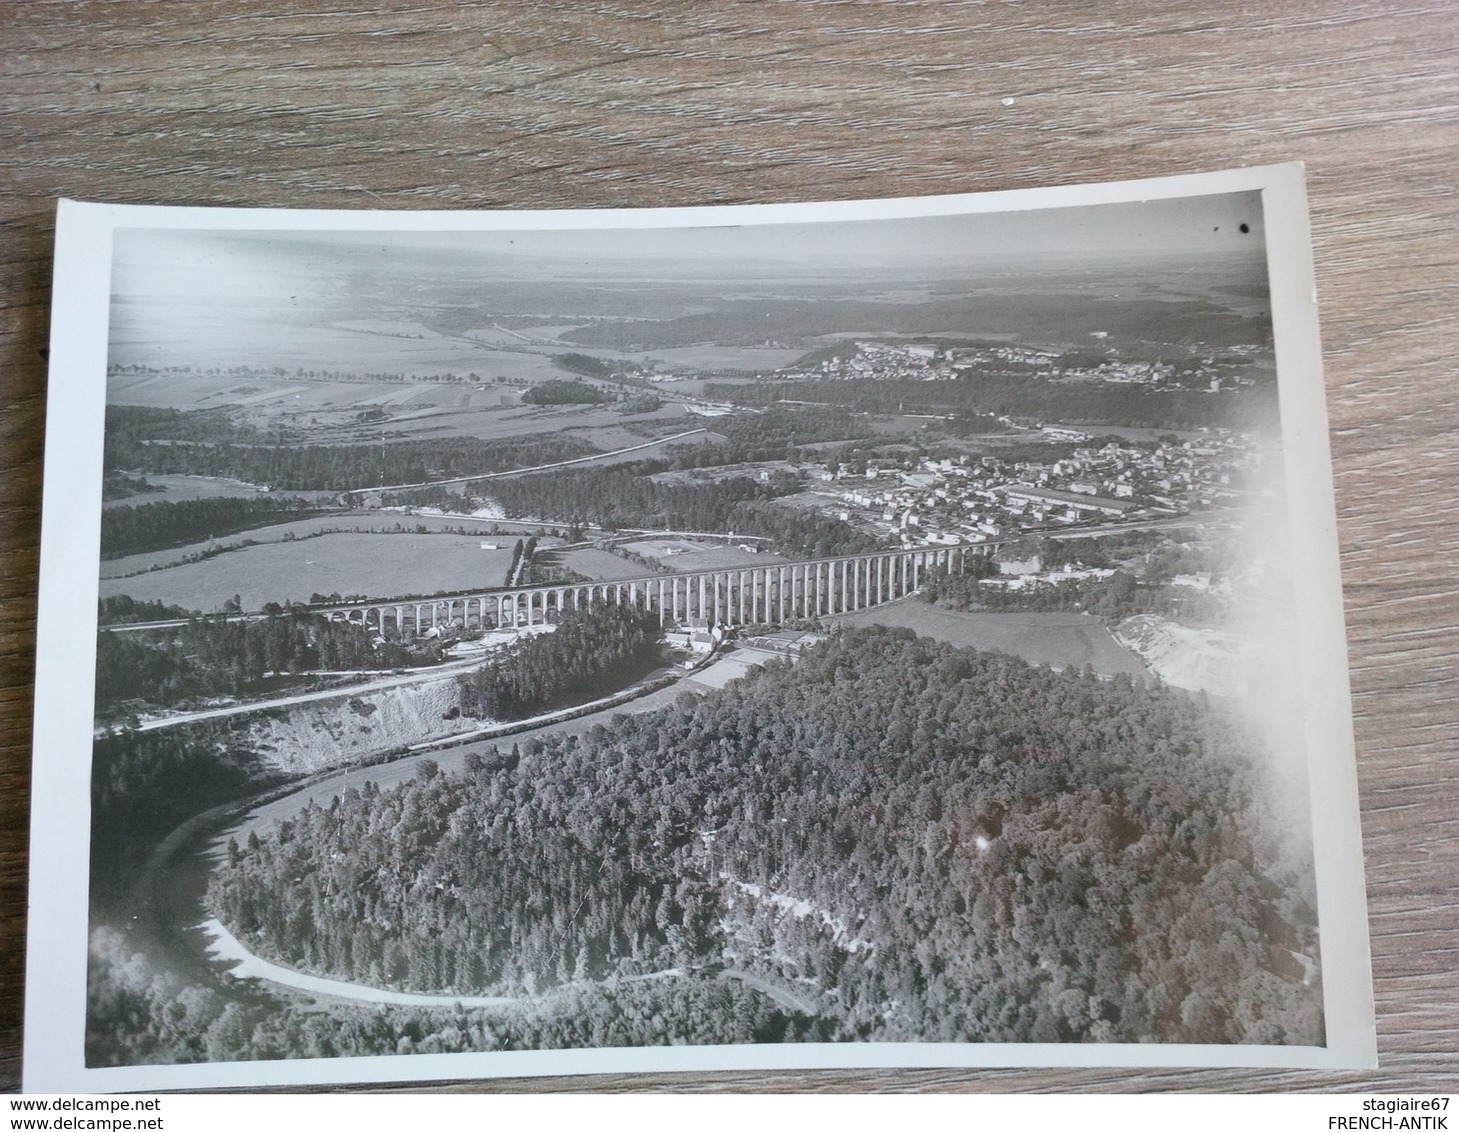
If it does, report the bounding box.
[24,167,1375,1091]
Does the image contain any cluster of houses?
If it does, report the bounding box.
[808,339,1265,391]
[817,341,951,380]
[794,431,1261,546]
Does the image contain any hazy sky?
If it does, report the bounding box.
[112,191,1267,307]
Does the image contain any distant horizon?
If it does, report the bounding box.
[112,191,1267,301]
[106,193,1271,379]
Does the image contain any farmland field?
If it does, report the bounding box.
[381,403,697,444]
[107,368,518,416]
[98,531,521,611]
[101,474,338,510]
[659,545,788,572]
[614,538,787,573]
[557,548,654,582]
[634,345,808,371]
[110,303,566,380]
[832,599,1151,679]
[99,511,539,579]
[620,538,707,560]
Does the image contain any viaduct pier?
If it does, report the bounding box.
[321,545,968,634]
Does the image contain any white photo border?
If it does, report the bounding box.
[24,163,1376,1091]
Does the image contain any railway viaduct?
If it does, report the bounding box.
[319,545,970,635]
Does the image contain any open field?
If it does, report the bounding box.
[98,530,521,611]
[102,474,337,511]
[638,345,807,371]
[617,537,788,572]
[108,368,519,416]
[377,401,700,444]
[110,304,567,380]
[100,511,537,579]
[110,303,811,416]
[105,381,720,457]
[557,547,653,582]
[832,598,1151,679]
[554,542,787,579]
[457,330,810,373]
[661,545,789,572]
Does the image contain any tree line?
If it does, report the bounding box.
[708,406,872,461]
[901,529,1239,625]
[89,716,283,902]
[94,608,440,718]
[101,496,331,557]
[924,569,1228,623]
[98,595,199,625]
[559,293,1269,353]
[104,406,601,492]
[85,923,814,1066]
[485,466,878,558]
[704,375,1275,431]
[522,378,611,405]
[457,603,664,721]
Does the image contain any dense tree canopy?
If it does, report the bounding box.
[94,608,439,717]
[521,378,611,405]
[210,628,1320,1047]
[85,924,813,1067]
[457,603,665,721]
[101,496,329,557]
[105,406,599,492]
[485,467,877,557]
[705,376,1275,431]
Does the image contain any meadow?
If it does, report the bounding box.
[618,537,790,573]
[107,368,517,415]
[106,366,715,462]
[635,345,807,371]
[556,548,653,582]
[654,544,788,572]
[109,304,566,380]
[99,511,533,579]
[101,474,337,511]
[98,530,520,612]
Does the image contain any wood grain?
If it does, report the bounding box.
[2,0,1455,1094]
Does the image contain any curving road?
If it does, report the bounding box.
[202,917,519,1008]
[116,658,483,734]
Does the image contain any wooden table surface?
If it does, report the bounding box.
[2,1,1455,1095]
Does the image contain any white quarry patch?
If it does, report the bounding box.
[243,674,471,774]
[1113,614,1250,697]
[444,623,554,658]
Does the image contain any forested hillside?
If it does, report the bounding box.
[558,293,1268,351]
[705,376,1275,431]
[209,627,1320,1046]
[101,496,331,557]
[104,406,599,491]
[94,609,439,717]
[486,467,877,557]
[457,603,665,720]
